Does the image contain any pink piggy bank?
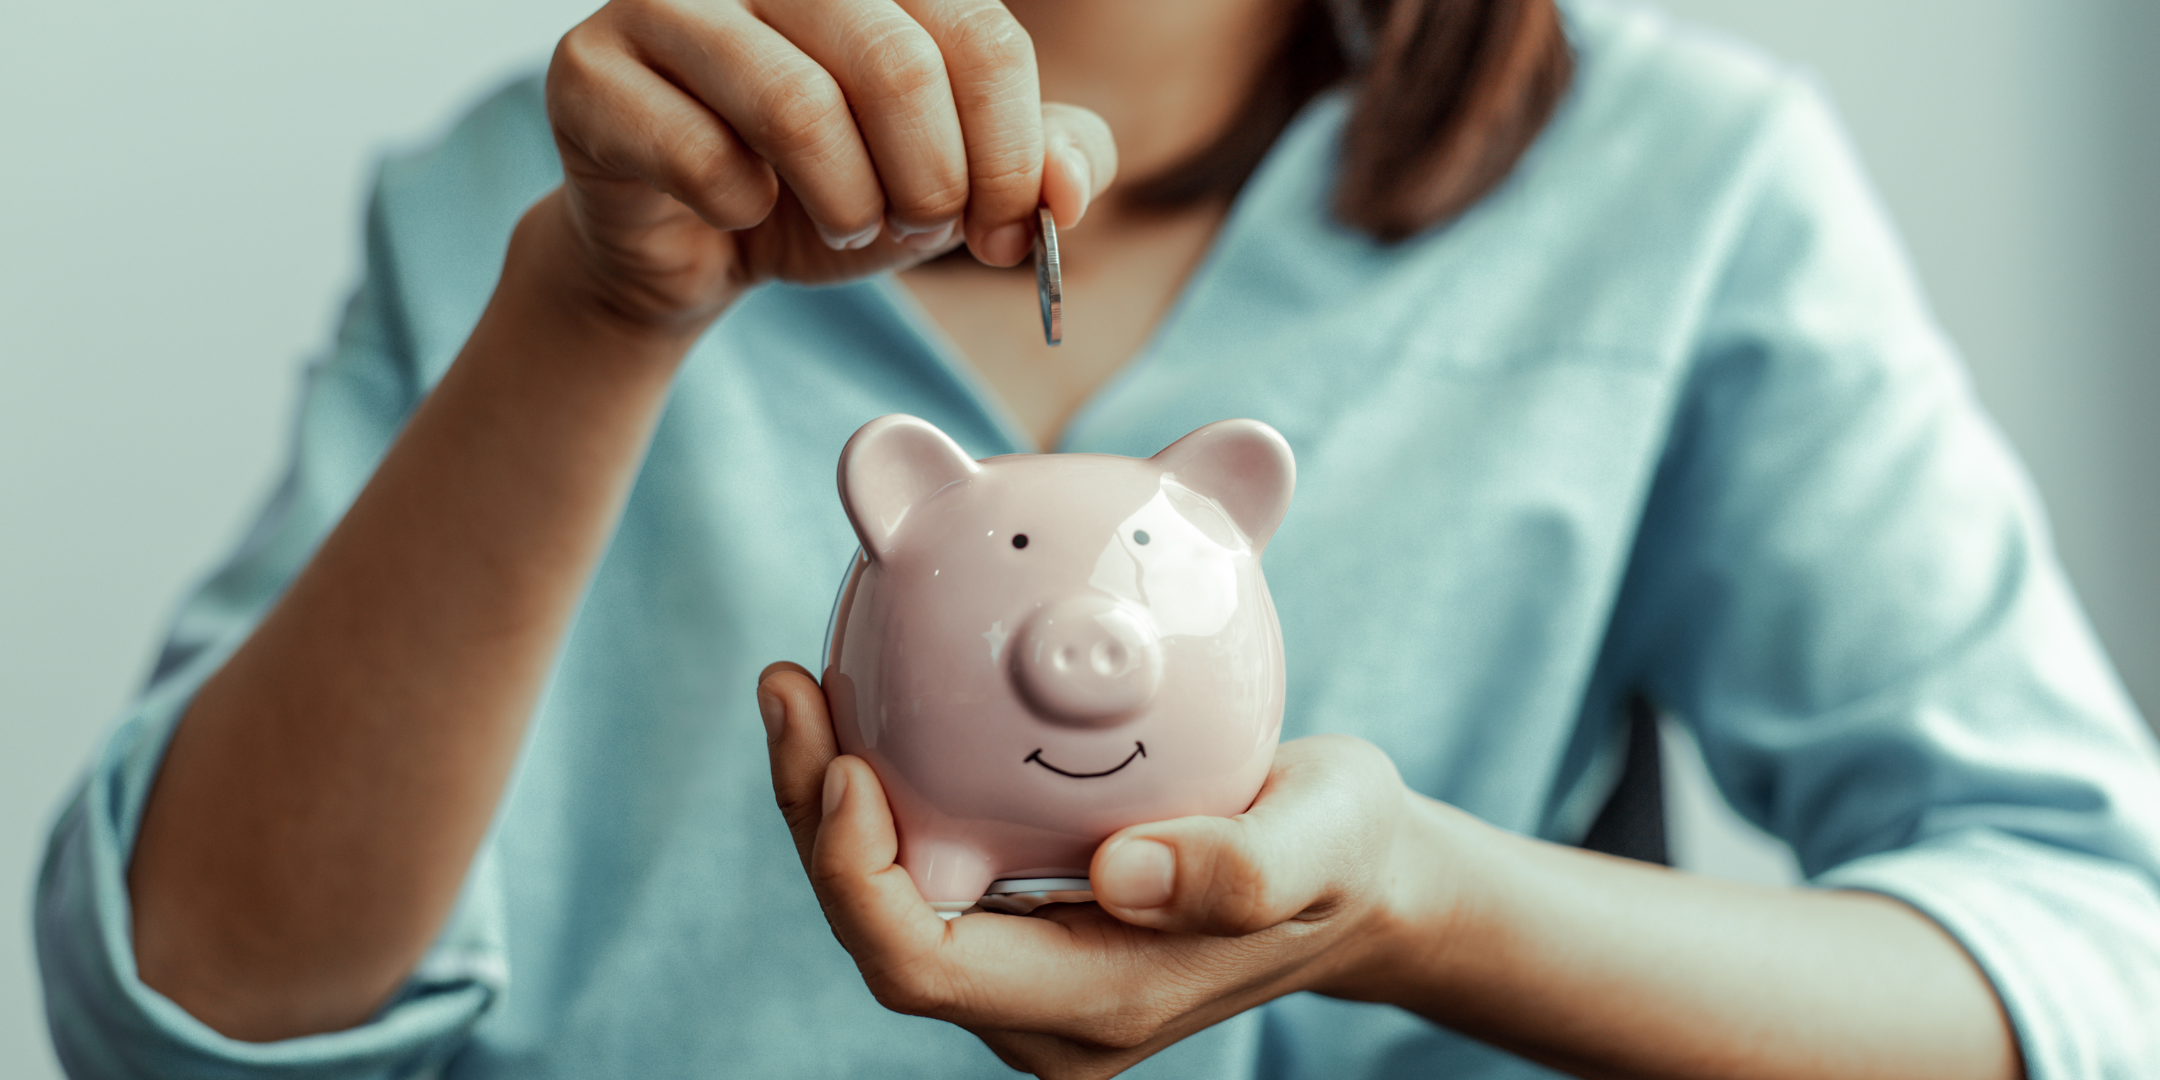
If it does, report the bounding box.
[822,414,1294,917]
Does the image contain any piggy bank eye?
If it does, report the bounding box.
[1133,530,1151,546]
[1012,534,1029,549]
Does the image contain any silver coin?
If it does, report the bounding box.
[1034,207,1062,347]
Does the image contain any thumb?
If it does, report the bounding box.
[1040,102,1118,230]
[1091,735,1404,936]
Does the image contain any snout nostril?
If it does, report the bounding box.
[1011,598,1164,726]
[1090,640,1127,676]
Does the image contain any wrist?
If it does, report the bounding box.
[494,190,739,368]
[1316,791,1513,1008]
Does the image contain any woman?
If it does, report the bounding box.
[36,0,2160,1076]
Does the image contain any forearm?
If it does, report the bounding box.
[1347,796,2022,1080]
[128,192,721,1041]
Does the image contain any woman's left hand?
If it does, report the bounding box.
[756,662,1429,1080]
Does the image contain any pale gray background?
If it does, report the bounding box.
[2,2,2152,1075]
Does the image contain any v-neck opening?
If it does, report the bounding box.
[872,275,1040,453]
[873,89,1348,456]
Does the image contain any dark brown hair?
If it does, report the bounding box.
[1120,0,1574,243]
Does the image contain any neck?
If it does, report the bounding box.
[1006,0,1300,185]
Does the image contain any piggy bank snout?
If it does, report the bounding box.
[1010,597,1163,727]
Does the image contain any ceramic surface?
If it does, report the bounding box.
[823,414,1294,910]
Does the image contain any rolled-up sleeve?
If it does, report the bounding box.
[1611,80,2160,1077]
[33,172,509,1077]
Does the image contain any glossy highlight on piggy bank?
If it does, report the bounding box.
[822,415,1293,917]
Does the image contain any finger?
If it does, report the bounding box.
[808,756,956,988]
[1092,735,1402,935]
[760,661,839,870]
[897,0,1045,266]
[806,756,1128,1031]
[638,5,887,249]
[1039,102,1117,230]
[548,21,779,231]
[763,0,970,249]
[813,772,1299,1047]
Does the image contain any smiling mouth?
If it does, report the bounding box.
[1024,742,1146,779]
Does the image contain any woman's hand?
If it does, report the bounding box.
[757,662,1424,1080]
[761,660,2025,1080]
[539,0,1117,334]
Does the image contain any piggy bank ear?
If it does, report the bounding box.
[1151,419,1296,549]
[838,414,981,561]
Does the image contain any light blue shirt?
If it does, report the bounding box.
[37,1,2160,1076]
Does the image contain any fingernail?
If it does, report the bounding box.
[821,762,849,818]
[983,220,1029,265]
[1098,838,1175,909]
[818,222,881,251]
[757,688,784,743]
[901,219,959,251]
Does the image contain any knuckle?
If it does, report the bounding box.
[1335,735,1408,795]
[856,25,947,103]
[616,0,690,28]
[1321,730,1390,765]
[753,68,849,158]
[728,173,782,227]
[547,24,610,99]
[863,974,920,1014]
[1208,844,1280,933]
[966,152,1034,197]
[665,155,774,229]
[897,175,970,224]
[942,4,1033,83]
[804,848,850,895]
[776,794,820,838]
[669,143,735,195]
[863,962,950,1018]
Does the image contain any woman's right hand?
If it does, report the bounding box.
[131,3,1130,1041]
[538,0,1118,335]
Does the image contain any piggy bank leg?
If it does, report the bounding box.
[902,839,999,920]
